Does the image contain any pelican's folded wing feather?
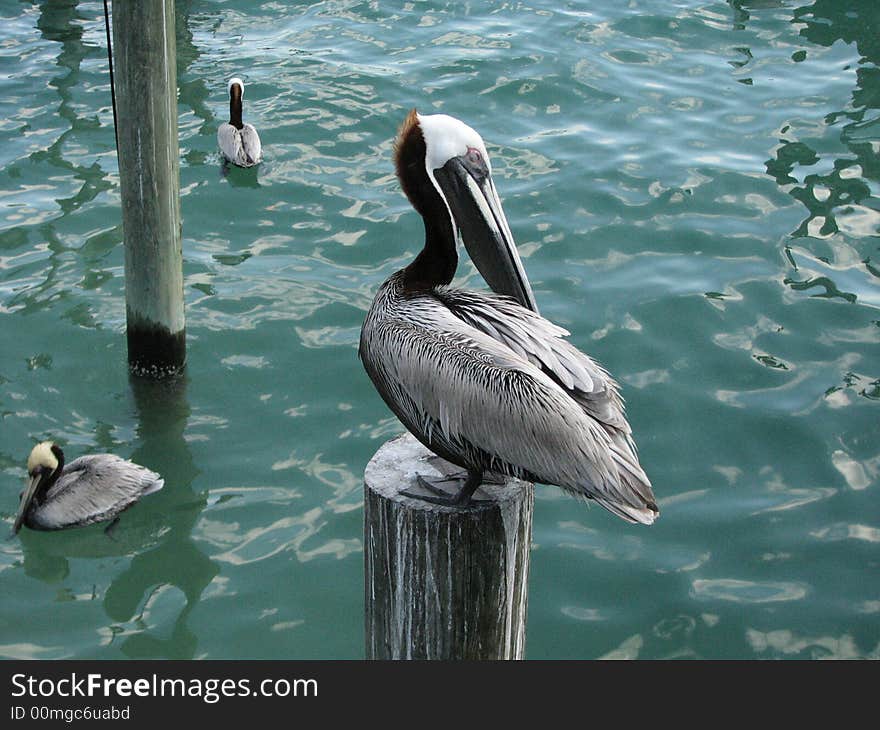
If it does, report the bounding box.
[436,288,629,433]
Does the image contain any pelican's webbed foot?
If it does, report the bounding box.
[400,470,487,507]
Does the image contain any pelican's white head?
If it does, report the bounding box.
[416,113,492,176]
[27,441,58,476]
[228,77,245,96]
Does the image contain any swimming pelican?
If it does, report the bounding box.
[359,110,659,524]
[12,442,164,534]
[217,77,262,167]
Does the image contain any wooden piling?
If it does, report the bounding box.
[111,0,185,377]
[364,433,533,660]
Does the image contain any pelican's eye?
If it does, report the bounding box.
[465,146,484,166]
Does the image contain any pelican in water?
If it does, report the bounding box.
[12,442,164,534]
[359,110,659,524]
[218,77,262,167]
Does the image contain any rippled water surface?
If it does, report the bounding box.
[0,0,878,659]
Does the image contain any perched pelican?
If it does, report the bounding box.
[217,77,262,167]
[12,442,164,534]
[359,110,659,524]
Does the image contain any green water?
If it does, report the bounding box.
[0,0,877,660]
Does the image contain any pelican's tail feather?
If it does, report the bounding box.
[140,476,165,497]
[591,494,658,525]
[591,430,659,525]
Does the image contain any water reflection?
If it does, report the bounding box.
[3,1,117,319]
[34,1,112,214]
[746,627,873,658]
[175,0,214,137]
[691,577,808,603]
[102,376,215,659]
[15,515,165,586]
[719,0,880,418]
[764,1,879,264]
[221,160,262,188]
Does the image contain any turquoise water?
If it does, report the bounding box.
[0,0,878,659]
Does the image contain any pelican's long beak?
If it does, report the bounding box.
[12,472,42,535]
[433,156,539,313]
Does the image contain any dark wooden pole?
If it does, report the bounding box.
[364,433,533,659]
[111,0,185,378]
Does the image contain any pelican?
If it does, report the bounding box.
[217,77,262,167]
[359,110,659,524]
[12,442,164,534]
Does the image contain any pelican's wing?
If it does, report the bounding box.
[436,287,629,432]
[240,124,262,166]
[38,455,164,528]
[361,295,656,523]
[218,123,242,164]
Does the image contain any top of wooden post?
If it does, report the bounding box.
[365,432,531,511]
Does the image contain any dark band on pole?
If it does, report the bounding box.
[126,314,187,379]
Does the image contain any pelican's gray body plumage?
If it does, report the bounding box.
[359,110,658,524]
[218,122,261,167]
[13,442,164,533]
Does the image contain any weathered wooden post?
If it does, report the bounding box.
[111,0,185,377]
[365,433,533,660]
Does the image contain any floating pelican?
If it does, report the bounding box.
[217,77,262,167]
[359,110,658,524]
[12,442,164,534]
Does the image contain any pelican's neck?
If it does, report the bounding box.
[229,85,244,130]
[405,203,457,290]
[396,117,458,290]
